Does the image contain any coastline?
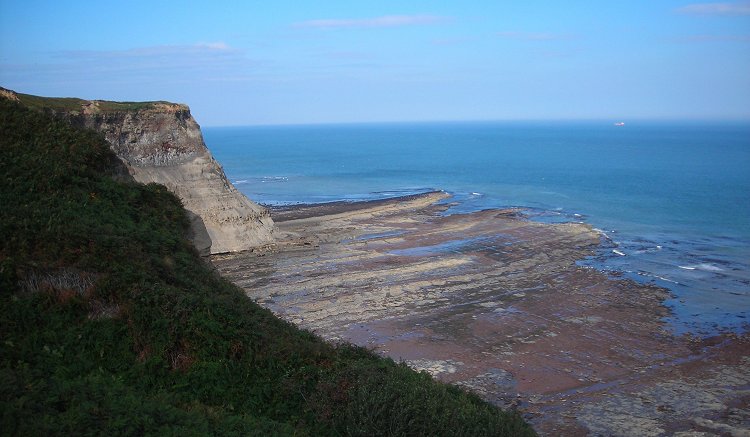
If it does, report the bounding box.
[208,121,750,336]
[213,192,750,435]
[267,190,450,222]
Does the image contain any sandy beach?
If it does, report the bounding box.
[212,192,750,436]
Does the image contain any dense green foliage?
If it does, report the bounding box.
[12,90,171,113]
[0,98,535,436]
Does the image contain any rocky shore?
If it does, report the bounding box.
[213,192,750,436]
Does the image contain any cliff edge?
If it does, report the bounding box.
[1,88,275,254]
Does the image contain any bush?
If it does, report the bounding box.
[0,97,535,436]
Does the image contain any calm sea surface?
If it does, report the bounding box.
[204,121,750,336]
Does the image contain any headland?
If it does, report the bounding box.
[5,88,747,435]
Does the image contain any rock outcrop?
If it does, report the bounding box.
[2,88,275,254]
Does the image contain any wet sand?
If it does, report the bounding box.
[213,192,750,436]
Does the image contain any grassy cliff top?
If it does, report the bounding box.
[2,87,186,113]
[0,96,534,436]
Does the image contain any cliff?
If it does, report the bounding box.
[1,97,533,435]
[1,88,275,254]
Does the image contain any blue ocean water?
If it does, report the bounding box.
[204,121,750,336]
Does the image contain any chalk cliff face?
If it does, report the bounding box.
[3,88,275,254]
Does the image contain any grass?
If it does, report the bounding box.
[13,91,175,113]
[0,96,536,436]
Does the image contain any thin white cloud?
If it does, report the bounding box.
[676,2,750,15]
[496,31,576,41]
[295,15,446,29]
[673,34,750,41]
[61,42,238,60]
[195,41,231,51]
[0,42,257,87]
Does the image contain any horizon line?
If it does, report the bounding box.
[201,117,750,129]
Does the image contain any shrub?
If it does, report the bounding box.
[0,97,535,436]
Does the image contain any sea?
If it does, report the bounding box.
[203,121,750,337]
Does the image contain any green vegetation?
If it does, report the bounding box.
[0,97,535,436]
[12,90,174,113]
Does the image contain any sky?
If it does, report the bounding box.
[1,1,749,125]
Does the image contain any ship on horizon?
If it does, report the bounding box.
[614,121,625,126]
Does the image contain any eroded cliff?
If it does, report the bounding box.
[2,88,275,254]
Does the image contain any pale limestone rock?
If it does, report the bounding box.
[72,105,275,254]
[3,88,275,254]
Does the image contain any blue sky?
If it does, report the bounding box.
[1,1,749,125]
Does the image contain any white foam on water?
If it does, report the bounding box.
[260,176,288,183]
[639,271,681,284]
[654,275,680,284]
[679,263,724,272]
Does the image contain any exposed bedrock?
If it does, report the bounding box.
[2,88,275,254]
[214,193,750,436]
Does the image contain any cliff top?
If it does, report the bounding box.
[0,86,188,114]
